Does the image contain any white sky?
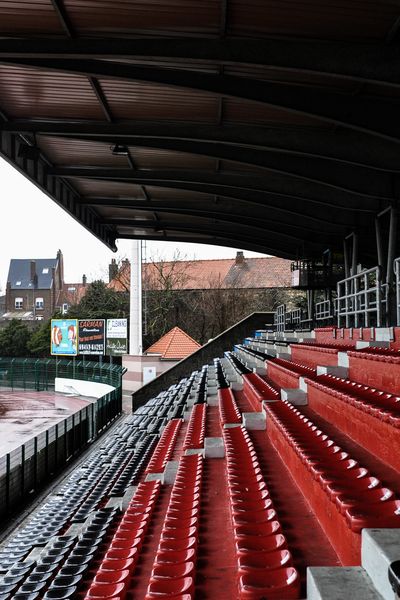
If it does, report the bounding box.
[0,157,267,293]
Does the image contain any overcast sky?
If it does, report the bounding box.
[0,157,267,293]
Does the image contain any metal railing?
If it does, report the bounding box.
[0,357,124,519]
[275,304,286,332]
[395,257,400,326]
[336,266,387,328]
[315,299,336,321]
[0,357,123,391]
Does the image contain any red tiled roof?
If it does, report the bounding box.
[58,282,88,306]
[145,326,201,360]
[108,254,292,291]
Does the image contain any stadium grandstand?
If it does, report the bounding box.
[2,1,400,599]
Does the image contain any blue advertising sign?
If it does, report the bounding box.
[50,319,78,356]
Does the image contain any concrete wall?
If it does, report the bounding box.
[131,311,273,410]
[55,378,115,398]
[122,355,178,393]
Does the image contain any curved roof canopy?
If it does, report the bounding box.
[1,1,400,263]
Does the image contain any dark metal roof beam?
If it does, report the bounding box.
[81,194,360,230]
[5,120,400,171]
[105,217,326,246]
[2,37,400,87]
[0,130,116,250]
[3,58,400,143]
[49,138,394,197]
[84,200,344,235]
[88,77,114,122]
[46,167,382,209]
[116,232,296,259]
[50,0,75,37]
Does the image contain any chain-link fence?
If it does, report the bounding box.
[0,358,123,519]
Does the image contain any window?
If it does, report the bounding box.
[42,268,49,274]
[35,297,44,310]
[15,281,21,286]
[35,316,44,321]
[62,303,69,315]
[68,287,76,292]
[15,297,23,309]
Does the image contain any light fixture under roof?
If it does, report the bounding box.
[111,144,129,156]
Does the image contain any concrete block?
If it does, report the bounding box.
[185,448,204,456]
[299,377,308,392]
[183,409,192,422]
[276,352,291,360]
[317,365,349,378]
[356,341,390,350]
[231,381,244,391]
[375,328,394,342]
[204,437,225,458]
[243,411,266,430]
[162,460,180,485]
[307,567,384,600]
[121,485,137,511]
[281,388,308,406]
[362,528,400,600]
[223,423,242,429]
[207,393,219,406]
[207,385,218,395]
[145,472,163,483]
[338,352,350,368]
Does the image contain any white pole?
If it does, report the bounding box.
[129,240,142,355]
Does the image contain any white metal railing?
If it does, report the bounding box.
[275,304,286,332]
[395,257,400,326]
[315,299,335,321]
[336,266,387,328]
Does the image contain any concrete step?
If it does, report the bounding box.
[362,529,400,600]
[307,567,384,600]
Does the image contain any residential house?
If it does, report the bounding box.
[3,250,88,321]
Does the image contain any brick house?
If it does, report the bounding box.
[3,250,87,321]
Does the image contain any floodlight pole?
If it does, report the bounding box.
[129,240,143,355]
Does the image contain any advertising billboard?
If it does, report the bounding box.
[106,318,128,356]
[78,319,105,355]
[50,319,78,356]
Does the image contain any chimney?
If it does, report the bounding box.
[56,249,64,290]
[82,274,87,286]
[235,251,245,265]
[109,258,118,282]
[30,260,36,284]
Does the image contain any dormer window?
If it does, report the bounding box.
[42,268,49,274]
[15,281,21,286]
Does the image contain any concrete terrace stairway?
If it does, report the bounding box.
[0,327,399,598]
[239,326,400,599]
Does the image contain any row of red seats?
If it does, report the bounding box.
[313,374,400,427]
[350,346,400,358]
[223,426,301,599]
[145,419,182,474]
[264,400,400,534]
[268,357,317,378]
[218,387,241,424]
[183,404,207,451]
[145,453,204,599]
[298,341,355,351]
[242,373,279,410]
[85,480,161,599]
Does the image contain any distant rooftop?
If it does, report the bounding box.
[109,252,292,292]
[7,258,57,290]
[145,326,201,360]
